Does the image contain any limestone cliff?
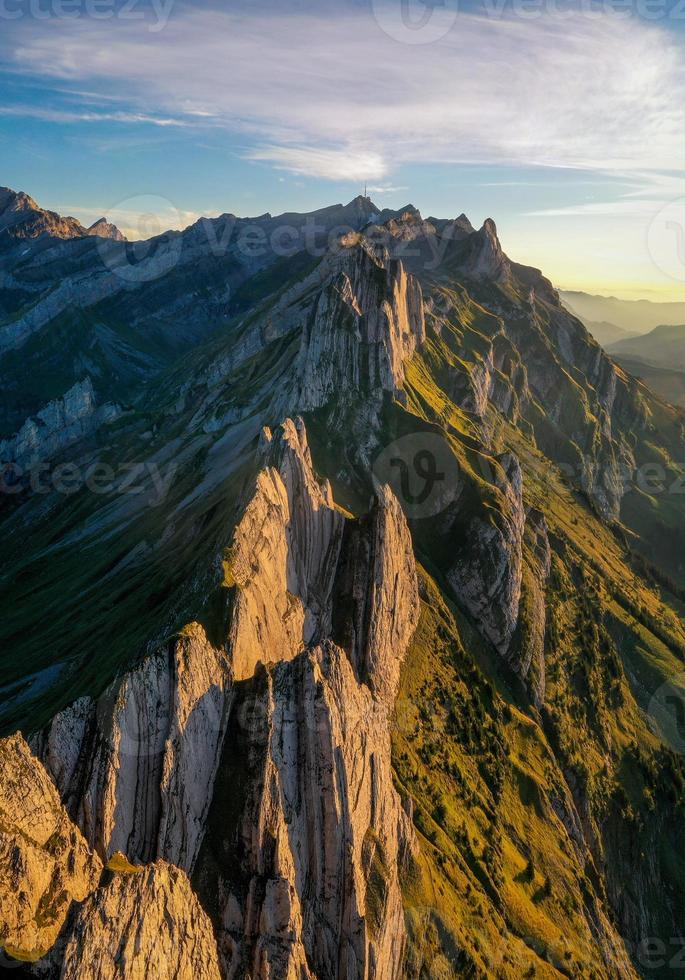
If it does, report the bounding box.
[198,641,415,980]
[36,624,232,872]
[446,451,526,657]
[0,378,120,469]
[290,241,425,409]
[0,734,101,962]
[61,861,221,980]
[226,418,345,680]
[30,416,419,978]
[197,418,420,978]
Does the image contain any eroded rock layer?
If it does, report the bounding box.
[61,861,221,980]
[27,416,419,979]
[0,733,101,962]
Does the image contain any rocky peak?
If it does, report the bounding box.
[29,412,419,977]
[194,417,419,977]
[346,192,381,217]
[289,239,425,409]
[462,217,511,282]
[35,623,233,872]
[0,186,40,219]
[0,185,86,242]
[61,860,222,980]
[0,186,123,246]
[455,211,475,233]
[0,733,101,962]
[85,217,126,241]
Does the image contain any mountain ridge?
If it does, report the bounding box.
[2,185,685,978]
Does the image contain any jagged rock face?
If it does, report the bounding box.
[455,254,642,520]
[193,419,419,979]
[373,209,642,521]
[198,641,415,980]
[0,187,86,243]
[85,217,126,241]
[461,218,511,284]
[0,377,120,468]
[291,242,425,409]
[37,624,232,872]
[177,240,425,435]
[332,485,420,704]
[444,457,553,694]
[517,507,552,702]
[447,452,526,657]
[0,734,101,961]
[227,418,345,680]
[32,417,419,978]
[61,861,221,980]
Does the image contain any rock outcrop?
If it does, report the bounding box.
[85,217,125,241]
[194,418,420,978]
[226,418,345,680]
[444,457,555,696]
[461,218,511,284]
[447,451,526,656]
[0,187,85,243]
[200,641,414,980]
[0,377,120,469]
[289,241,425,410]
[61,860,221,980]
[0,734,101,962]
[36,624,232,872]
[31,416,419,978]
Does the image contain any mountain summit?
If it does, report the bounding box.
[0,185,125,245]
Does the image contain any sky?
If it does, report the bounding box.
[2,0,685,299]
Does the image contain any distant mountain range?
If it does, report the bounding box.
[560,291,685,405]
[603,324,685,407]
[609,322,685,370]
[0,186,125,244]
[560,289,685,339]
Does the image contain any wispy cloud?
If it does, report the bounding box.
[247,145,388,182]
[526,172,685,218]
[0,105,189,127]
[2,3,685,185]
[367,185,409,195]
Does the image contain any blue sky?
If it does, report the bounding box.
[2,0,685,298]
